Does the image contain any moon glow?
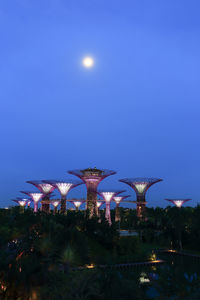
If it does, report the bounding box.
[82,56,94,68]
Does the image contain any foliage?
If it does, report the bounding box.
[0,207,145,299]
[119,205,200,251]
[1,204,200,299]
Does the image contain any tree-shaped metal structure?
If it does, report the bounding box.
[119,177,163,218]
[51,200,61,214]
[71,200,84,212]
[113,195,130,222]
[12,199,27,206]
[165,198,191,208]
[26,180,55,213]
[96,200,104,217]
[97,201,104,208]
[68,167,116,217]
[12,199,27,213]
[43,179,83,214]
[21,191,44,213]
[98,190,125,225]
[16,196,32,204]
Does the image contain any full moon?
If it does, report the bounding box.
[82,56,94,68]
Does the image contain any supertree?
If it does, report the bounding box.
[113,195,130,222]
[165,198,192,250]
[17,197,32,207]
[26,180,55,213]
[12,199,27,213]
[97,201,104,208]
[71,200,83,211]
[119,177,163,218]
[96,200,104,217]
[16,196,32,203]
[165,199,191,208]
[51,200,60,214]
[21,191,44,212]
[68,167,116,217]
[98,190,125,225]
[43,180,83,214]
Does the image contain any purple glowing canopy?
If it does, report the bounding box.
[119,177,163,195]
[21,191,44,202]
[98,190,126,202]
[113,195,130,204]
[68,168,116,215]
[71,200,84,208]
[26,180,55,194]
[20,191,44,212]
[12,199,27,206]
[16,196,32,201]
[51,200,61,207]
[68,168,116,183]
[43,179,83,197]
[13,197,31,206]
[165,198,191,208]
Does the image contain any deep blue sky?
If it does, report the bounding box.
[1,0,200,208]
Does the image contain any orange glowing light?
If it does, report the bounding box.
[86,264,95,269]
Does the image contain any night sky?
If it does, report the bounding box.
[1,1,200,208]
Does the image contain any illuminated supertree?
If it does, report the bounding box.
[97,201,104,208]
[51,200,60,214]
[71,200,83,211]
[12,199,27,212]
[165,198,191,250]
[16,197,32,207]
[43,180,83,214]
[113,195,130,222]
[68,168,116,217]
[16,196,31,204]
[26,180,55,213]
[21,191,44,212]
[96,200,104,217]
[98,191,125,225]
[119,177,163,218]
[165,199,191,208]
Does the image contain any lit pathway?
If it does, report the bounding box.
[72,259,165,271]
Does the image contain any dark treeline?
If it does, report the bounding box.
[0,206,200,299]
[0,207,146,299]
[118,205,200,251]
